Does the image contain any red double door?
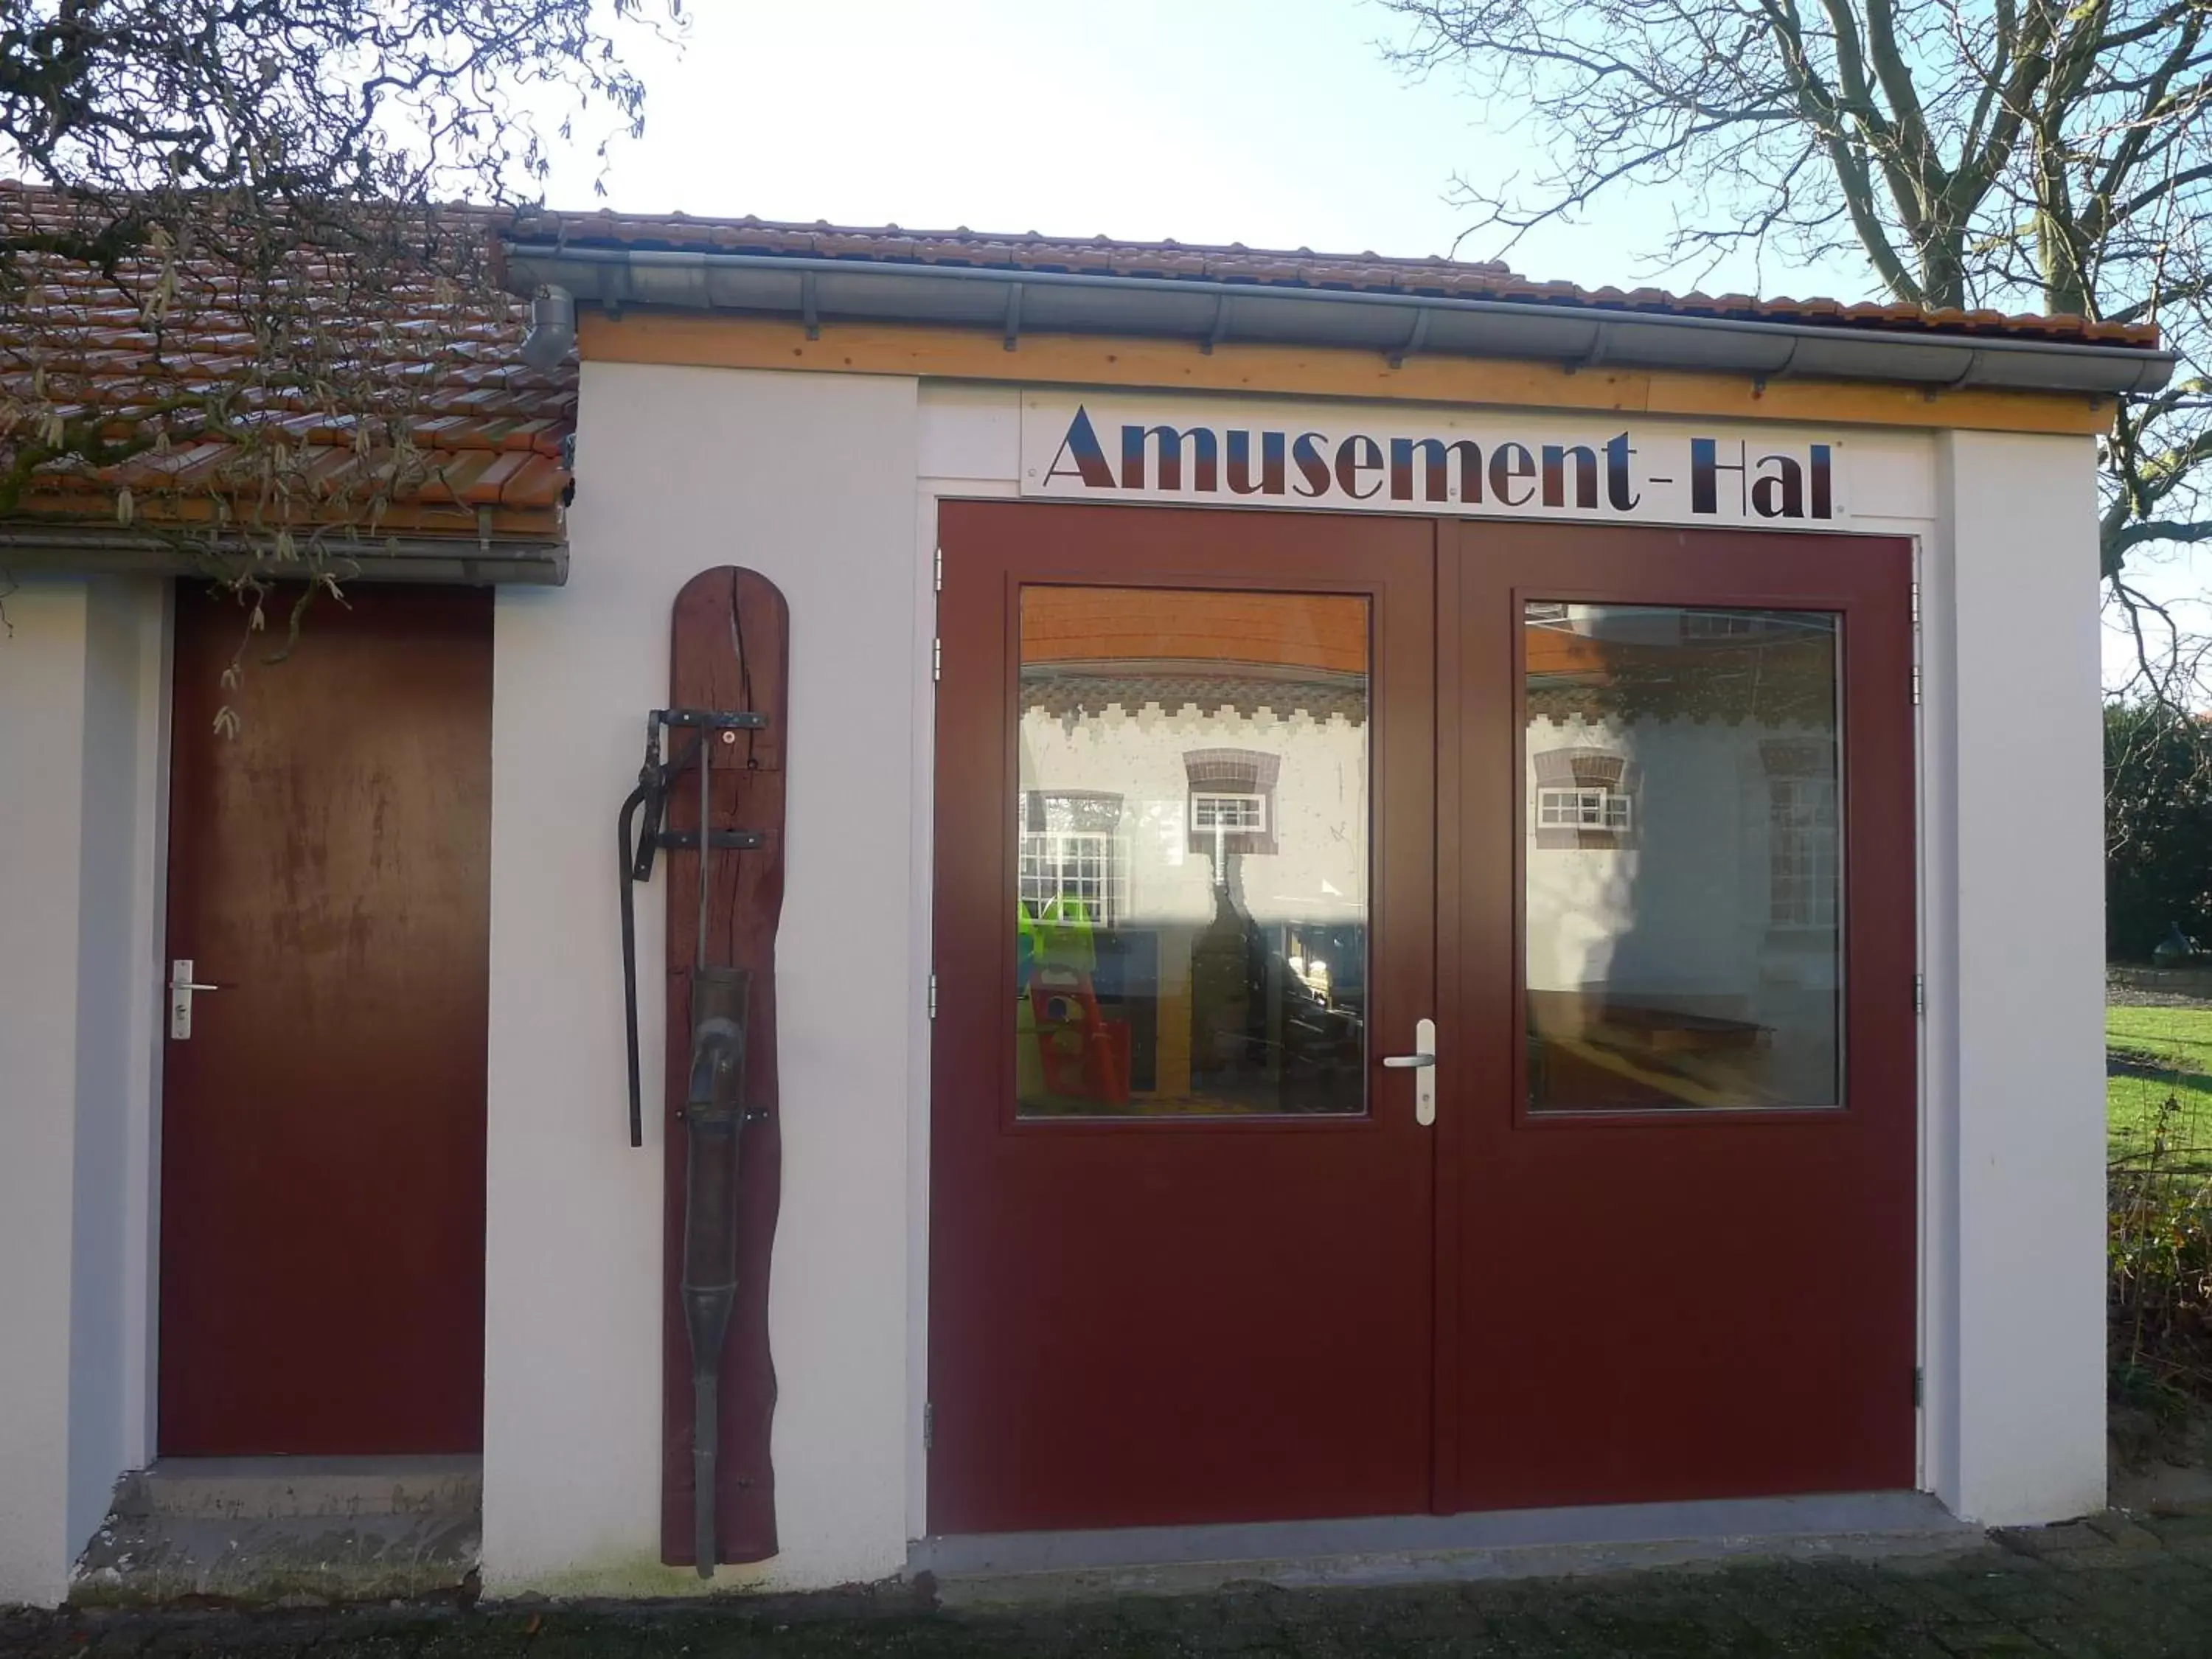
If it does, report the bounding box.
[930,501,1916,1534]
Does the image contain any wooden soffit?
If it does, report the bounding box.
[579,312,2115,437]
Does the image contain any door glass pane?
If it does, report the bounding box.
[1017,586,1370,1118]
[1524,602,1843,1113]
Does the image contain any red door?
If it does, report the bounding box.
[159,584,492,1455]
[928,501,1439,1534]
[1441,523,1918,1506]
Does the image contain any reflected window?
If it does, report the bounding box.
[1192,792,1267,833]
[1018,792,1124,928]
[1764,743,1839,930]
[1523,602,1843,1113]
[1184,749,1281,855]
[1017,587,1370,1119]
[1681,610,1756,639]
[1531,748,1640,849]
[1537,786,1630,833]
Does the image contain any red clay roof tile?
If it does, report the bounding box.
[509,207,2158,349]
[0,181,574,540]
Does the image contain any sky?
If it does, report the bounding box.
[539,0,2184,691]
[540,0,1818,290]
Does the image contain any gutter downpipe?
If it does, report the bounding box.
[500,243,2177,398]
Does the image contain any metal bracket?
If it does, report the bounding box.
[1941,347,1986,390]
[658,829,768,852]
[1202,293,1234,356]
[1386,307,1430,370]
[659,709,768,731]
[1566,320,1613,375]
[1750,338,1804,398]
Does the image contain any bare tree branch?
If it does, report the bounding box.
[1382,0,2212,700]
[0,0,681,702]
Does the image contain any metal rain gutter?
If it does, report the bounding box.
[0,525,569,585]
[502,242,2176,398]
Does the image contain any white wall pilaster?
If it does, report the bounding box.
[482,364,923,1593]
[0,575,167,1606]
[1936,430,2107,1524]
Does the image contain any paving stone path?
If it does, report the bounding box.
[8,1517,2212,1658]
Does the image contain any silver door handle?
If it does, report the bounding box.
[168,958,224,1040]
[1381,1017,1438,1127]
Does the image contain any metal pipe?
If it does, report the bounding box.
[501,241,2176,396]
[520,283,578,369]
[680,965,750,1576]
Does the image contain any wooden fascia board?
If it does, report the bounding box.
[579,311,2115,437]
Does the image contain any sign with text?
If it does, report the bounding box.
[1019,394,1850,529]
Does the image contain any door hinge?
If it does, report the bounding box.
[1914,974,1925,1016]
[1910,663,1921,706]
[1912,1366,1924,1408]
[928,973,938,1020]
[933,546,942,593]
[1910,580,1921,628]
[923,1401,934,1451]
[933,636,942,682]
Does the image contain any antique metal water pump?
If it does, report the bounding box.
[616,568,788,1573]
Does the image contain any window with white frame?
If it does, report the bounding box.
[1018,791,1125,925]
[1191,791,1267,833]
[1536,786,1632,832]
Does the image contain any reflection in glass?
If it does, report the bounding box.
[1523,603,1843,1112]
[1016,587,1370,1118]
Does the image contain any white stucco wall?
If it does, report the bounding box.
[0,576,166,1607]
[1933,430,2108,1523]
[481,364,925,1593]
[0,581,88,1607]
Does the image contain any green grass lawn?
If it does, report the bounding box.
[2109,1004,2212,1171]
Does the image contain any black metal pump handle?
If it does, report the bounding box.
[616,777,653,1149]
[617,717,699,1147]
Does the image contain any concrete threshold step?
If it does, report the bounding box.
[114,1455,482,1521]
[75,1457,481,1607]
[915,1490,1988,1605]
